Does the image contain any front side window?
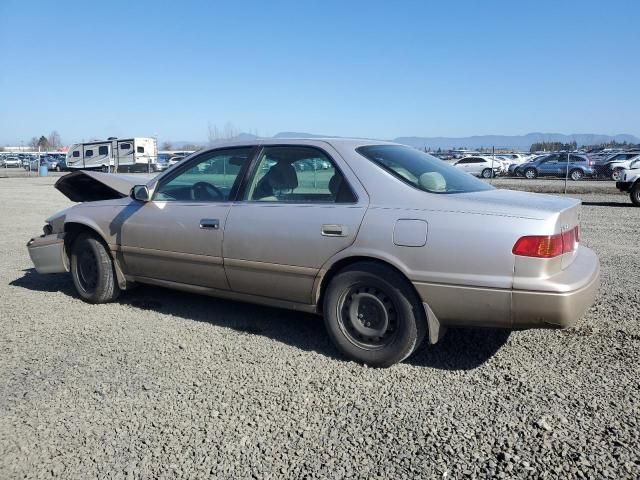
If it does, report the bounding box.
[244,146,355,203]
[154,147,251,202]
[119,143,131,150]
[357,145,493,194]
[72,150,80,158]
[98,146,108,156]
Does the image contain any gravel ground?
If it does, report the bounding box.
[0,176,638,479]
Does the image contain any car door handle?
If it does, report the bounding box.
[321,224,347,237]
[200,218,219,230]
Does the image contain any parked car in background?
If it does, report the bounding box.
[601,153,640,181]
[616,157,640,206]
[514,153,594,180]
[4,157,22,168]
[26,139,599,367]
[24,156,63,172]
[508,155,544,176]
[453,156,503,178]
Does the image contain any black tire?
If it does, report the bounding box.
[70,232,120,303]
[323,262,427,367]
[524,168,537,179]
[55,166,61,172]
[631,183,640,207]
[481,168,492,179]
[569,169,584,181]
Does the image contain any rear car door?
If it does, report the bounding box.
[119,147,254,289]
[223,144,368,304]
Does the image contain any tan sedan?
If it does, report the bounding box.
[28,139,599,366]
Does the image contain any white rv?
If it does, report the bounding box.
[66,137,157,172]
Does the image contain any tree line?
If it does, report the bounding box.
[28,131,62,151]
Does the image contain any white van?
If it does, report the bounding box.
[66,138,156,172]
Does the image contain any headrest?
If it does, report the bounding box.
[268,161,298,190]
[329,173,341,195]
[418,172,446,192]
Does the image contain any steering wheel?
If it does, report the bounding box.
[191,181,224,201]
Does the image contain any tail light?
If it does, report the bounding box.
[513,225,580,258]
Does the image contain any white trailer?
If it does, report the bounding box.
[65,137,157,173]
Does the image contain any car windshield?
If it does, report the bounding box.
[357,145,494,194]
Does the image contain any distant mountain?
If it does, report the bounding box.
[171,132,640,150]
[392,133,640,150]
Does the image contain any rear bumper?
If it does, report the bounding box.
[511,248,600,328]
[27,233,69,274]
[413,246,600,330]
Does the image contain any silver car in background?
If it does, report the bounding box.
[27,139,599,366]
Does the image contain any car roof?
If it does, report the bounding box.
[196,137,397,152]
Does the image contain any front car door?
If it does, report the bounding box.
[118,147,255,289]
[537,154,559,176]
[223,144,369,304]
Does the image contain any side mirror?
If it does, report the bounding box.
[131,185,150,202]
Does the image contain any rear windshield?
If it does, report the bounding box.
[357,145,494,194]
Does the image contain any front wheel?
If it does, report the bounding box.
[611,168,623,181]
[481,168,493,179]
[70,232,120,303]
[631,183,640,207]
[524,168,537,179]
[570,169,584,181]
[323,262,427,367]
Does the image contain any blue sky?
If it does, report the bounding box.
[1,0,639,145]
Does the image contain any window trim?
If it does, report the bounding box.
[237,144,358,205]
[151,146,259,203]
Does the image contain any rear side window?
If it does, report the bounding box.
[357,145,494,194]
[85,150,93,157]
[98,146,108,155]
[245,146,356,203]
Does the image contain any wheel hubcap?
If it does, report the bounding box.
[526,170,535,178]
[78,249,98,292]
[338,285,397,350]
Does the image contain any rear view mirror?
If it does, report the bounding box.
[131,185,150,202]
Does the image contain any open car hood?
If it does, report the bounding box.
[55,171,154,202]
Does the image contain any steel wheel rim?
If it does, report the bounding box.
[78,249,98,292]
[336,284,398,350]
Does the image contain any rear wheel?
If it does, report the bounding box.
[631,183,640,207]
[323,262,427,367]
[481,168,492,179]
[70,232,120,303]
[570,169,584,181]
[524,168,537,179]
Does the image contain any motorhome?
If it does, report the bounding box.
[65,137,156,172]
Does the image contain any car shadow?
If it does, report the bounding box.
[10,269,509,371]
[581,201,632,208]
